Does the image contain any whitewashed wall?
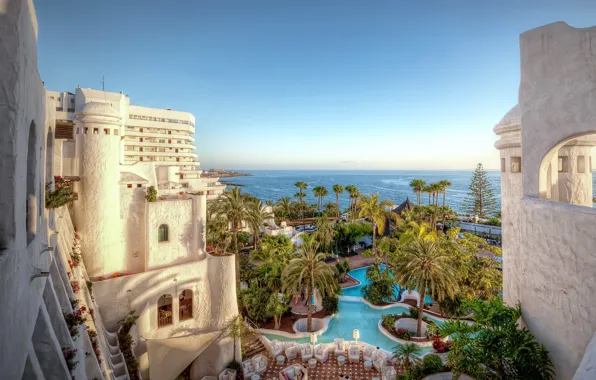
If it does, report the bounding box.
[146,199,198,270]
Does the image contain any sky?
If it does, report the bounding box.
[35,0,596,170]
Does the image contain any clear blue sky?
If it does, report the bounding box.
[35,0,596,170]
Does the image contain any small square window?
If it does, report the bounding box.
[510,157,521,173]
[578,156,586,173]
[127,184,132,188]
[137,184,142,188]
[558,156,569,172]
[114,129,119,136]
[104,128,110,135]
[93,128,99,134]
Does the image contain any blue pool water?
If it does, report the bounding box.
[265,265,443,353]
[342,265,433,304]
[265,299,436,354]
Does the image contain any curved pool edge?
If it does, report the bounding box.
[257,315,334,339]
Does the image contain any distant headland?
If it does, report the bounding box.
[201,169,253,178]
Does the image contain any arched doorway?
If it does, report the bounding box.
[178,289,193,321]
[157,294,173,327]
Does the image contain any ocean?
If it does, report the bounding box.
[222,170,502,214]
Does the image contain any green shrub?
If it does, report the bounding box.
[145,186,157,202]
[45,176,76,209]
[425,323,441,339]
[322,295,339,315]
[381,313,399,330]
[422,354,444,375]
[407,307,419,319]
[361,270,395,304]
[395,328,412,340]
[118,313,140,380]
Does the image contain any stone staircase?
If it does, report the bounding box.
[243,337,267,359]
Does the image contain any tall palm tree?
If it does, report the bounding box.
[247,198,273,248]
[345,185,357,217]
[294,181,308,221]
[409,179,427,206]
[393,226,458,336]
[313,185,328,214]
[423,185,432,205]
[439,180,452,206]
[282,234,338,332]
[315,216,335,253]
[392,343,422,373]
[210,187,250,285]
[332,184,344,218]
[265,200,274,207]
[275,196,293,221]
[358,194,395,257]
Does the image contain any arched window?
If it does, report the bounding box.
[158,224,169,242]
[179,289,193,321]
[157,294,173,327]
[26,121,38,244]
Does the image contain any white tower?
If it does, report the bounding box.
[74,102,125,277]
[493,105,524,306]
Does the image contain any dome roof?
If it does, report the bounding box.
[497,104,521,127]
[76,102,120,118]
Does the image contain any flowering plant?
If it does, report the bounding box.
[62,346,79,372]
[395,328,412,340]
[64,306,86,339]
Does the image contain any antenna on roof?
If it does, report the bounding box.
[101,75,105,91]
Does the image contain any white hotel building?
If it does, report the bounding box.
[47,87,225,198]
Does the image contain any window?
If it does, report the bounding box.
[157,295,173,327]
[114,129,119,136]
[179,290,193,321]
[70,98,74,104]
[510,157,521,173]
[158,224,169,242]
[127,184,132,188]
[558,156,569,172]
[578,156,586,173]
[159,139,165,143]
[104,128,110,135]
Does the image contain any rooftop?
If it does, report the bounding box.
[119,172,149,184]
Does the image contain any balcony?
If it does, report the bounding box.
[123,140,193,149]
[126,129,194,142]
[124,151,198,158]
[126,118,195,134]
[124,158,200,166]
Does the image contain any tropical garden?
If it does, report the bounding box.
[207,168,552,379]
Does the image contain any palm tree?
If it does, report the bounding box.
[423,185,432,205]
[358,194,395,257]
[332,184,344,218]
[247,198,273,248]
[345,185,358,217]
[409,179,427,206]
[265,199,274,207]
[313,185,328,214]
[210,187,250,285]
[294,181,308,220]
[438,180,452,206]
[393,226,458,336]
[222,314,261,361]
[315,216,335,253]
[392,343,422,372]
[282,234,338,332]
[275,196,293,221]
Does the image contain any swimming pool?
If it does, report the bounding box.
[265,299,435,354]
[342,265,433,303]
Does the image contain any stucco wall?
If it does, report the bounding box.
[0,0,51,378]
[120,186,147,273]
[93,254,238,378]
[146,199,198,270]
[78,131,126,277]
[518,197,596,379]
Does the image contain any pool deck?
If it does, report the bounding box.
[250,350,400,380]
